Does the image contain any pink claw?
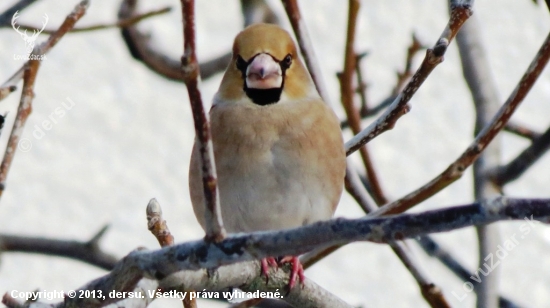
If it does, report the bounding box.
[261,257,279,284]
[279,256,305,289]
[261,256,305,289]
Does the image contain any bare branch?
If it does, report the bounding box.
[180,0,225,242]
[456,14,503,307]
[8,197,548,307]
[504,122,542,141]
[0,60,40,198]
[337,0,388,205]
[345,3,473,155]
[416,236,521,307]
[389,241,450,308]
[0,1,88,201]
[5,7,171,34]
[0,226,117,271]
[146,199,195,308]
[118,0,232,82]
[1,0,89,99]
[0,0,40,27]
[490,125,550,186]
[392,33,426,96]
[340,35,425,129]
[354,52,370,114]
[281,0,331,102]
[370,28,550,217]
[146,198,175,247]
[118,0,278,83]
[0,85,17,101]
[344,165,378,213]
[345,164,450,307]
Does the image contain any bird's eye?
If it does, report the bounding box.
[236,56,248,72]
[281,54,292,70]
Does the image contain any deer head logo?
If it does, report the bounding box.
[11,11,48,54]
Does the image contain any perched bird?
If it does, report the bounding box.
[189,23,346,289]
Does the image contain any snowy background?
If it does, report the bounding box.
[1,0,550,307]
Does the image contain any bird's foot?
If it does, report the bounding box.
[261,256,305,289]
[261,257,279,284]
[279,256,305,289]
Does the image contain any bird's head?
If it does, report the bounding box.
[217,23,315,106]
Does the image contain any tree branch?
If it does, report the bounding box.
[340,35,425,130]
[344,164,450,307]
[0,0,89,100]
[281,0,331,102]
[456,13,503,308]
[345,3,473,155]
[118,0,232,82]
[7,197,549,307]
[416,236,521,307]
[504,122,542,141]
[0,60,40,198]
[146,198,175,247]
[180,0,225,242]
[0,0,40,27]
[490,124,550,186]
[0,225,117,271]
[370,29,550,217]
[337,0,388,206]
[118,0,279,83]
[0,1,88,201]
[146,198,195,308]
[4,6,171,34]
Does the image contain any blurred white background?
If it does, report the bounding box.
[0,0,549,307]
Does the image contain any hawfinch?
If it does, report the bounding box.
[189,23,346,288]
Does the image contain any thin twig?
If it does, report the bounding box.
[281,0,331,102]
[146,198,174,248]
[490,125,550,186]
[389,242,450,308]
[0,0,39,26]
[337,0,388,206]
[0,226,117,270]
[344,165,377,213]
[355,52,370,114]
[340,35,425,129]
[345,3,473,155]
[504,122,541,141]
[118,0,278,82]
[339,95,395,129]
[392,33,426,96]
[0,1,88,198]
[180,0,225,242]
[370,29,550,217]
[344,164,450,307]
[416,236,521,308]
[0,85,17,101]
[0,60,40,198]
[8,7,171,34]
[118,0,230,82]
[146,199,195,308]
[0,0,89,99]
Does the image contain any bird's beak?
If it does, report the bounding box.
[245,53,283,89]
